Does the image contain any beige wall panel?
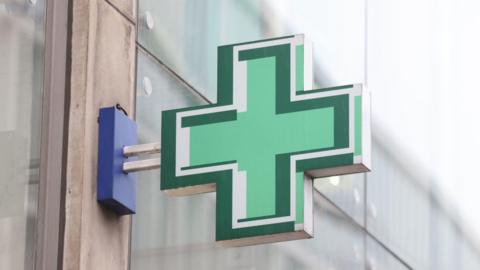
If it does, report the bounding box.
[63,0,136,269]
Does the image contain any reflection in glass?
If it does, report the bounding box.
[137,0,364,101]
[366,140,480,269]
[366,236,409,270]
[314,174,366,226]
[0,0,46,269]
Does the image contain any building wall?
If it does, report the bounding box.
[61,0,136,269]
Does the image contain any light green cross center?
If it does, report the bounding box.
[189,57,334,219]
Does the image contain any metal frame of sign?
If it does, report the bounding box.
[159,34,371,246]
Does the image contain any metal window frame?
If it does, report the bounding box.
[35,0,70,269]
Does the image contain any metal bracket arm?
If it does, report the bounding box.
[122,142,161,173]
[123,142,160,157]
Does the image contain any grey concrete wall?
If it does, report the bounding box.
[62,0,136,269]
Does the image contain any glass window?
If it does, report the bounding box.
[314,174,366,226]
[0,0,46,269]
[366,236,410,270]
[137,0,364,101]
[133,0,480,269]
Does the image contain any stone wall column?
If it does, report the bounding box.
[62,0,136,269]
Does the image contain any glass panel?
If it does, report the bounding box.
[366,0,480,268]
[134,51,207,143]
[307,192,366,270]
[131,50,366,270]
[0,0,46,269]
[366,141,431,269]
[137,0,365,100]
[314,174,366,226]
[366,140,480,270]
[366,236,409,270]
[137,0,264,101]
[134,0,480,269]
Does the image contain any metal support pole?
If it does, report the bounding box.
[123,158,160,173]
[122,142,161,173]
[123,142,160,157]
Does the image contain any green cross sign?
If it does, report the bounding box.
[161,35,371,246]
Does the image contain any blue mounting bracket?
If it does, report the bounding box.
[97,106,137,215]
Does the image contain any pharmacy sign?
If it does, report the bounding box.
[161,35,371,246]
